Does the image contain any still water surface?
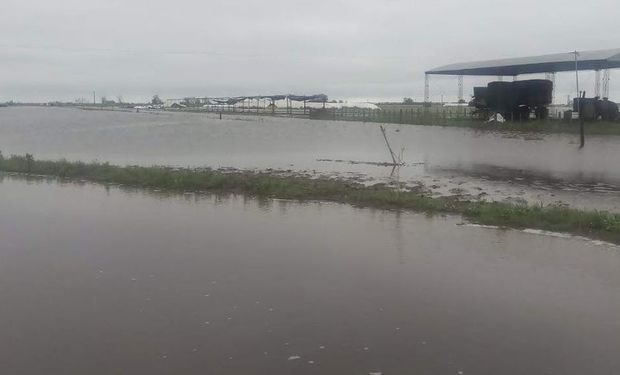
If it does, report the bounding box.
[1,176,619,374]
[1,106,620,211]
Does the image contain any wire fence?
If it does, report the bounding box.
[165,104,475,125]
[309,107,473,125]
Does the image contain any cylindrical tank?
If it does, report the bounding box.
[573,98,597,120]
[596,99,619,121]
[487,81,516,115]
[471,87,488,109]
[514,80,553,107]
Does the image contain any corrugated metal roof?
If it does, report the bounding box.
[426,48,620,76]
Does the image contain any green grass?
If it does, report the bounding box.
[2,152,620,243]
[443,119,620,135]
[384,117,620,135]
[342,105,620,135]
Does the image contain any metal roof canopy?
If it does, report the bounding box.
[426,48,620,76]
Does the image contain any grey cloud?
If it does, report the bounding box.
[1,0,619,102]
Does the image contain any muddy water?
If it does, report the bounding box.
[1,106,620,211]
[1,176,619,374]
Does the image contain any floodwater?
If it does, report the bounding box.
[1,106,620,211]
[1,176,619,374]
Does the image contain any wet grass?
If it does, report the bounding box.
[390,118,620,135]
[448,120,620,135]
[336,106,620,135]
[1,153,620,243]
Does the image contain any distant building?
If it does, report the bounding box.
[101,97,116,106]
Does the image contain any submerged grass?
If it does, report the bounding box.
[1,153,620,244]
[403,119,620,135]
[449,120,620,135]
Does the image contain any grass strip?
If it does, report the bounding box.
[1,152,619,244]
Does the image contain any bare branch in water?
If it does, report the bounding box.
[379,125,404,166]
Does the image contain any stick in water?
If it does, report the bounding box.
[380,125,399,165]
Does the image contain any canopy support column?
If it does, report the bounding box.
[424,74,430,104]
[545,72,556,104]
[603,69,610,98]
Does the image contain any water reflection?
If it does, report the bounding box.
[393,210,405,265]
[1,175,619,374]
[2,106,620,212]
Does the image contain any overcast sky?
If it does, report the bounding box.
[1,0,619,103]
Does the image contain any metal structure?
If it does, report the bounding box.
[425,48,620,105]
[426,48,620,76]
[603,69,611,98]
[165,94,328,114]
[424,74,430,103]
[545,72,556,103]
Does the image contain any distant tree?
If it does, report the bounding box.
[181,97,193,106]
[403,97,414,104]
[151,95,163,105]
[25,153,34,173]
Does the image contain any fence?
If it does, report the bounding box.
[167,104,311,117]
[309,107,473,125]
[167,104,474,126]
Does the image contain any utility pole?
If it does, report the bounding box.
[424,74,430,104]
[573,51,580,104]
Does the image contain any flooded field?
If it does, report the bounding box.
[1,176,619,374]
[1,106,620,211]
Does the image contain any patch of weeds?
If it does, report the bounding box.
[2,153,620,244]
